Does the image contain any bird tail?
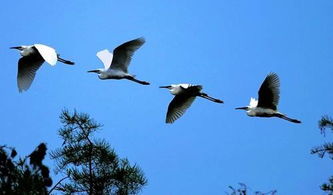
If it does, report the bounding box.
[275,113,301,123]
[126,76,150,85]
[199,93,224,103]
[58,57,75,65]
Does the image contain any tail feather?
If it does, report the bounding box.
[199,93,224,103]
[58,57,75,65]
[275,113,301,123]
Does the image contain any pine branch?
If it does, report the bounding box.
[310,143,333,159]
[48,176,69,194]
[319,115,333,136]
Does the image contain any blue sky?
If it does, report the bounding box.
[1,0,333,194]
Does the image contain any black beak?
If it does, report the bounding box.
[87,70,99,73]
[159,85,171,89]
[235,107,248,110]
[10,46,21,50]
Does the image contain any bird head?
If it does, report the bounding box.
[10,46,25,51]
[160,85,178,94]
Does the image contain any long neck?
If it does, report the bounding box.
[246,107,257,116]
[98,70,109,79]
[20,46,35,56]
[170,87,183,95]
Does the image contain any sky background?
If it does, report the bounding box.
[1,0,333,194]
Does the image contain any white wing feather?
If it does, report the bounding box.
[249,97,258,108]
[177,84,191,89]
[34,44,57,66]
[169,84,191,95]
[96,49,113,69]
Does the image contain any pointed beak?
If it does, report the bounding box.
[159,85,171,89]
[87,69,99,73]
[235,107,248,110]
[10,46,21,50]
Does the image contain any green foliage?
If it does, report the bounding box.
[321,176,333,194]
[311,143,333,159]
[0,143,52,194]
[311,115,333,193]
[51,110,147,194]
[226,183,277,195]
[319,116,333,136]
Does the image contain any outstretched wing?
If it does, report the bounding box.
[110,37,145,73]
[17,55,44,92]
[166,95,196,123]
[257,73,280,110]
[34,44,57,66]
[96,49,113,69]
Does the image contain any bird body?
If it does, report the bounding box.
[167,84,195,95]
[88,37,150,85]
[11,44,74,92]
[91,68,129,80]
[236,73,301,123]
[244,98,275,116]
[160,84,223,123]
[246,106,277,117]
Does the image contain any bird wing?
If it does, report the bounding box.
[17,55,44,92]
[249,97,258,108]
[96,49,113,69]
[110,37,145,73]
[166,95,196,123]
[257,73,280,110]
[34,44,57,66]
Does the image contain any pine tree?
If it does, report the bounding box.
[50,110,147,194]
[311,115,333,193]
[226,183,277,195]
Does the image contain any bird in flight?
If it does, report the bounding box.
[160,84,223,123]
[235,73,301,123]
[88,37,150,85]
[11,44,74,92]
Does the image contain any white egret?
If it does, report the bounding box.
[10,44,74,92]
[88,37,150,85]
[160,84,223,123]
[235,73,301,123]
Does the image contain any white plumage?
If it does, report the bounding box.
[249,97,258,108]
[160,84,223,123]
[96,49,113,69]
[11,44,74,92]
[236,73,301,123]
[34,44,58,65]
[88,37,150,85]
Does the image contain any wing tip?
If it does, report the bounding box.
[17,85,28,93]
[132,37,145,46]
[267,72,280,81]
[137,37,145,43]
[166,119,174,124]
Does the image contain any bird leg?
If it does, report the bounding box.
[57,56,75,65]
[274,113,301,123]
[125,76,150,85]
[199,93,224,103]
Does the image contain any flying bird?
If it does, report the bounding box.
[88,37,150,85]
[160,84,223,123]
[235,73,301,123]
[11,44,74,92]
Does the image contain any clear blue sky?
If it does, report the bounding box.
[1,0,333,194]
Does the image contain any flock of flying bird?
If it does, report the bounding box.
[11,37,301,124]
